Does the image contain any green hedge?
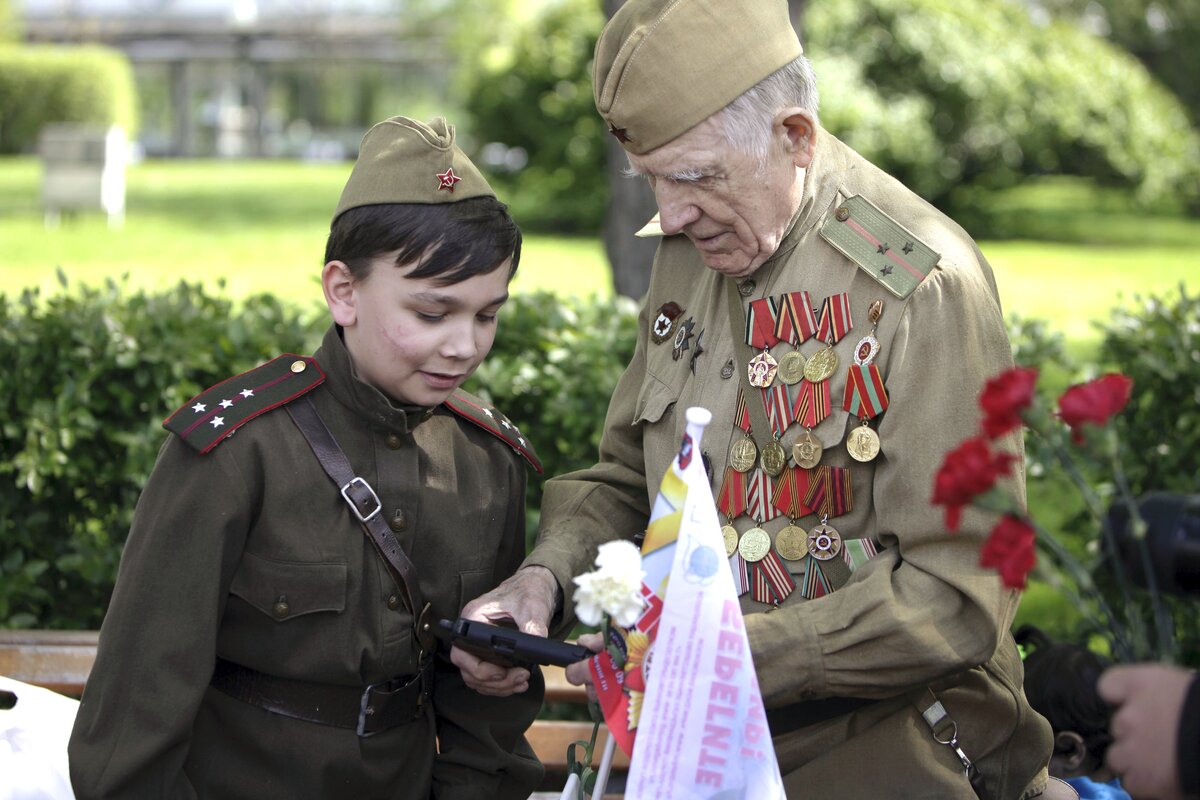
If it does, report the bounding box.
[0,280,637,629]
[0,45,138,155]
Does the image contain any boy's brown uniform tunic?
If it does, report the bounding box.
[527,131,1053,798]
[70,325,544,799]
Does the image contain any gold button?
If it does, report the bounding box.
[290,360,306,373]
[389,509,408,532]
[385,433,403,450]
[272,596,290,619]
[835,206,850,222]
[387,594,401,610]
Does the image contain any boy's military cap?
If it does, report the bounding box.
[593,0,803,155]
[333,116,494,221]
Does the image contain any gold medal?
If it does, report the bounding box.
[803,345,838,383]
[777,350,806,385]
[808,523,843,561]
[729,435,758,473]
[791,429,823,469]
[747,352,779,388]
[846,423,881,463]
[722,524,739,557]
[737,527,772,563]
[760,440,787,477]
[775,524,809,561]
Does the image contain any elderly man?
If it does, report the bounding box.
[457,0,1056,796]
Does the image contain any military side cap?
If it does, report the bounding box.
[443,389,542,473]
[332,116,494,221]
[593,0,803,155]
[164,355,326,453]
[820,195,941,299]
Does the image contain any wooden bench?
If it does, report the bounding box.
[0,630,626,794]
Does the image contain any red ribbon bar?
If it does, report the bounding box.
[746,297,781,350]
[762,383,792,436]
[775,291,817,345]
[802,465,854,519]
[816,292,853,345]
[772,465,815,519]
[793,379,831,429]
[752,550,796,604]
[746,469,782,523]
[718,467,748,520]
[843,363,889,419]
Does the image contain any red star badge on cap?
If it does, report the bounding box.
[436,167,462,192]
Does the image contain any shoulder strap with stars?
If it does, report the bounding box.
[443,389,542,474]
[163,355,326,454]
[820,194,940,299]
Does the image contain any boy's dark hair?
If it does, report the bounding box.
[324,196,521,285]
[1015,625,1114,767]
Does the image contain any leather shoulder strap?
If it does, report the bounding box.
[164,355,325,453]
[285,395,434,652]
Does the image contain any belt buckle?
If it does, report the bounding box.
[357,679,390,737]
[341,476,382,522]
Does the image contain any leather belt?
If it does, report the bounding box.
[210,657,432,737]
[766,695,879,736]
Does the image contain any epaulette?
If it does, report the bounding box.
[443,389,542,474]
[820,195,940,299]
[163,355,326,453]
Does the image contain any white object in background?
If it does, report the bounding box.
[0,675,78,800]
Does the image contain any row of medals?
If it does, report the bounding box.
[723,300,885,574]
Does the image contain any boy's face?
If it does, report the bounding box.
[326,252,511,407]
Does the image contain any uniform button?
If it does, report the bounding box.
[290,360,306,373]
[385,433,403,450]
[387,594,402,610]
[835,205,850,222]
[272,596,290,619]
[421,409,434,422]
[389,509,408,532]
[720,359,734,379]
[738,279,756,297]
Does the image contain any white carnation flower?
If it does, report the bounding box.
[572,540,645,628]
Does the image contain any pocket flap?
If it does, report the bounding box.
[230,551,347,622]
[633,373,677,426]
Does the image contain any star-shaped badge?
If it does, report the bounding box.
[437,167,462,192]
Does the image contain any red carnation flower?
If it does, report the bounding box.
[980,366,1039,439]
[1058,373,1133,443]
[980,514,1037,589]
[931,436,1018,531]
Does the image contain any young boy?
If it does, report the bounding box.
[68,116,545,799]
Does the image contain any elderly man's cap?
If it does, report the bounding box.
[593,0,803,155]
[333,116,494,221]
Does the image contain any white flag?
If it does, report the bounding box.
[625,407,785,800]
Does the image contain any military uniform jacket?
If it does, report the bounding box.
[526,130,1053,798]
[69,325,543,800]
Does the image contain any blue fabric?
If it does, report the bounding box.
[1064,776,1131,800]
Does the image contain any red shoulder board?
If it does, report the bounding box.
[443,389,542,474]
[163,355,326,454]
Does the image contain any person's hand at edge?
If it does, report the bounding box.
[451,566,560,697]
[1098,663,1195,800]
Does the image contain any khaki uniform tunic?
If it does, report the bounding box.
[69,325,543,800]
[527,131,1052,798]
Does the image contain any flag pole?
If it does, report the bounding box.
[590,735,618,799]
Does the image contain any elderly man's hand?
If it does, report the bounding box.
[451,565,560,696]
[1098,663,1195,800]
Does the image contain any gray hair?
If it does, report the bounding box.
[718,55,820,165]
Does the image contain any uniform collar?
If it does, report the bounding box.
[313,324,434,435]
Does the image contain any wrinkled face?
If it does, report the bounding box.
[329,254,511,407]
[627,114,808,278]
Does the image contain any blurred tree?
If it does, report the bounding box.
[1030,0,1200,128]
[805,0,1200,214]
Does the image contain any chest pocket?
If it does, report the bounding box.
[632,370,679,427]
[230,551,347,622]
